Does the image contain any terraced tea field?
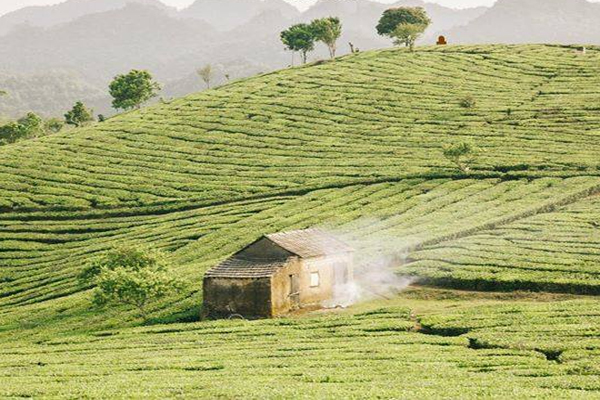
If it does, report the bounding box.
[1,45,599,210]
[1,290,599,398]
[1,44,600,397]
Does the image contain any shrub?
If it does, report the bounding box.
[459,96,476,109]
[442,142,478,173]
[79,247,183,321]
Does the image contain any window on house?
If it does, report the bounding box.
[310,272,320,288]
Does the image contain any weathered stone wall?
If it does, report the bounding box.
[271,253,354,315]
[203,277,272,319]
[271,258,303,316]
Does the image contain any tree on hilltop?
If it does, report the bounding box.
[0,112,53,145]
[197,64,214,89]
[377,7,431,51]
[311,17,342,59]
[45,118,64,134]
[65,101,94,127]
[281,23,316,65]
[79,247,183,322]
[109,70,161,111]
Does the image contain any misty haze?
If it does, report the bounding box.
[2,0,600,117]
[1,0,600,398]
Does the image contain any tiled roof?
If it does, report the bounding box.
[266,228,353,258]
[204,257,288,278]
[204,229,353,279]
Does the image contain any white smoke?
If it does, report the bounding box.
[321,219,418,308]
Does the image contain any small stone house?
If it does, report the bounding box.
[203,229,354,319]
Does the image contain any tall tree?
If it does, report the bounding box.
[311,17,342,59]
[197,64,214,89]
[376,7,431,51]
[109,70,161,111]
[280,23,316,65]
[64,101,94,127]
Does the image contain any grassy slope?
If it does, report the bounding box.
[1,289,599,398]
[1,44,600,397]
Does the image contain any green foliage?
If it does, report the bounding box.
[442,142,478,173]
[197,64,214,89]
[392,23,428,51]
[64,101,94,127]
[0,121,28,145]
[44,118,64,134]
[459,95,477,109]
[79,247,182,320]
[109,70,161,111]
[17,112,44,134]
[280,23,316,64]
[310,17,342,59]
[0,112,46,145]
[376,7,431,49]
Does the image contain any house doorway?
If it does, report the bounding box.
[289,274,300,309]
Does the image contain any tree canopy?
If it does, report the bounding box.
[64,101,94,127]
[79,247,182,321]
[109,70,161,111]
[197,64,214,89]
[280,23,316,64]
[0,112,60,145]
[311,17,343,59]
[442,142,478,173]
[376,7,431,50]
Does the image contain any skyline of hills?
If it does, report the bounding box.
[0,0,487,117]
[2,0,600,118]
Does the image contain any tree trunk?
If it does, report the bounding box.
[137,304,148,322]
[302,51,307,64]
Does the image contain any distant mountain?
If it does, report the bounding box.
[0,0,174,36]
[0,4,216,84]
[180,0,300,31]
[0,70,108,118]
[445,0,600,44]
[0,0,487,117]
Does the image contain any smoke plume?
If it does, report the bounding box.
[321,219,417,308]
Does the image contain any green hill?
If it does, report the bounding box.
[1,44,600,398]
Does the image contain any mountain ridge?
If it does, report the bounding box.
[0,0,486,118]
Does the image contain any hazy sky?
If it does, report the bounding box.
[0,0,502,17]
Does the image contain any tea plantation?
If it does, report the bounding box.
[1,44,600,397]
